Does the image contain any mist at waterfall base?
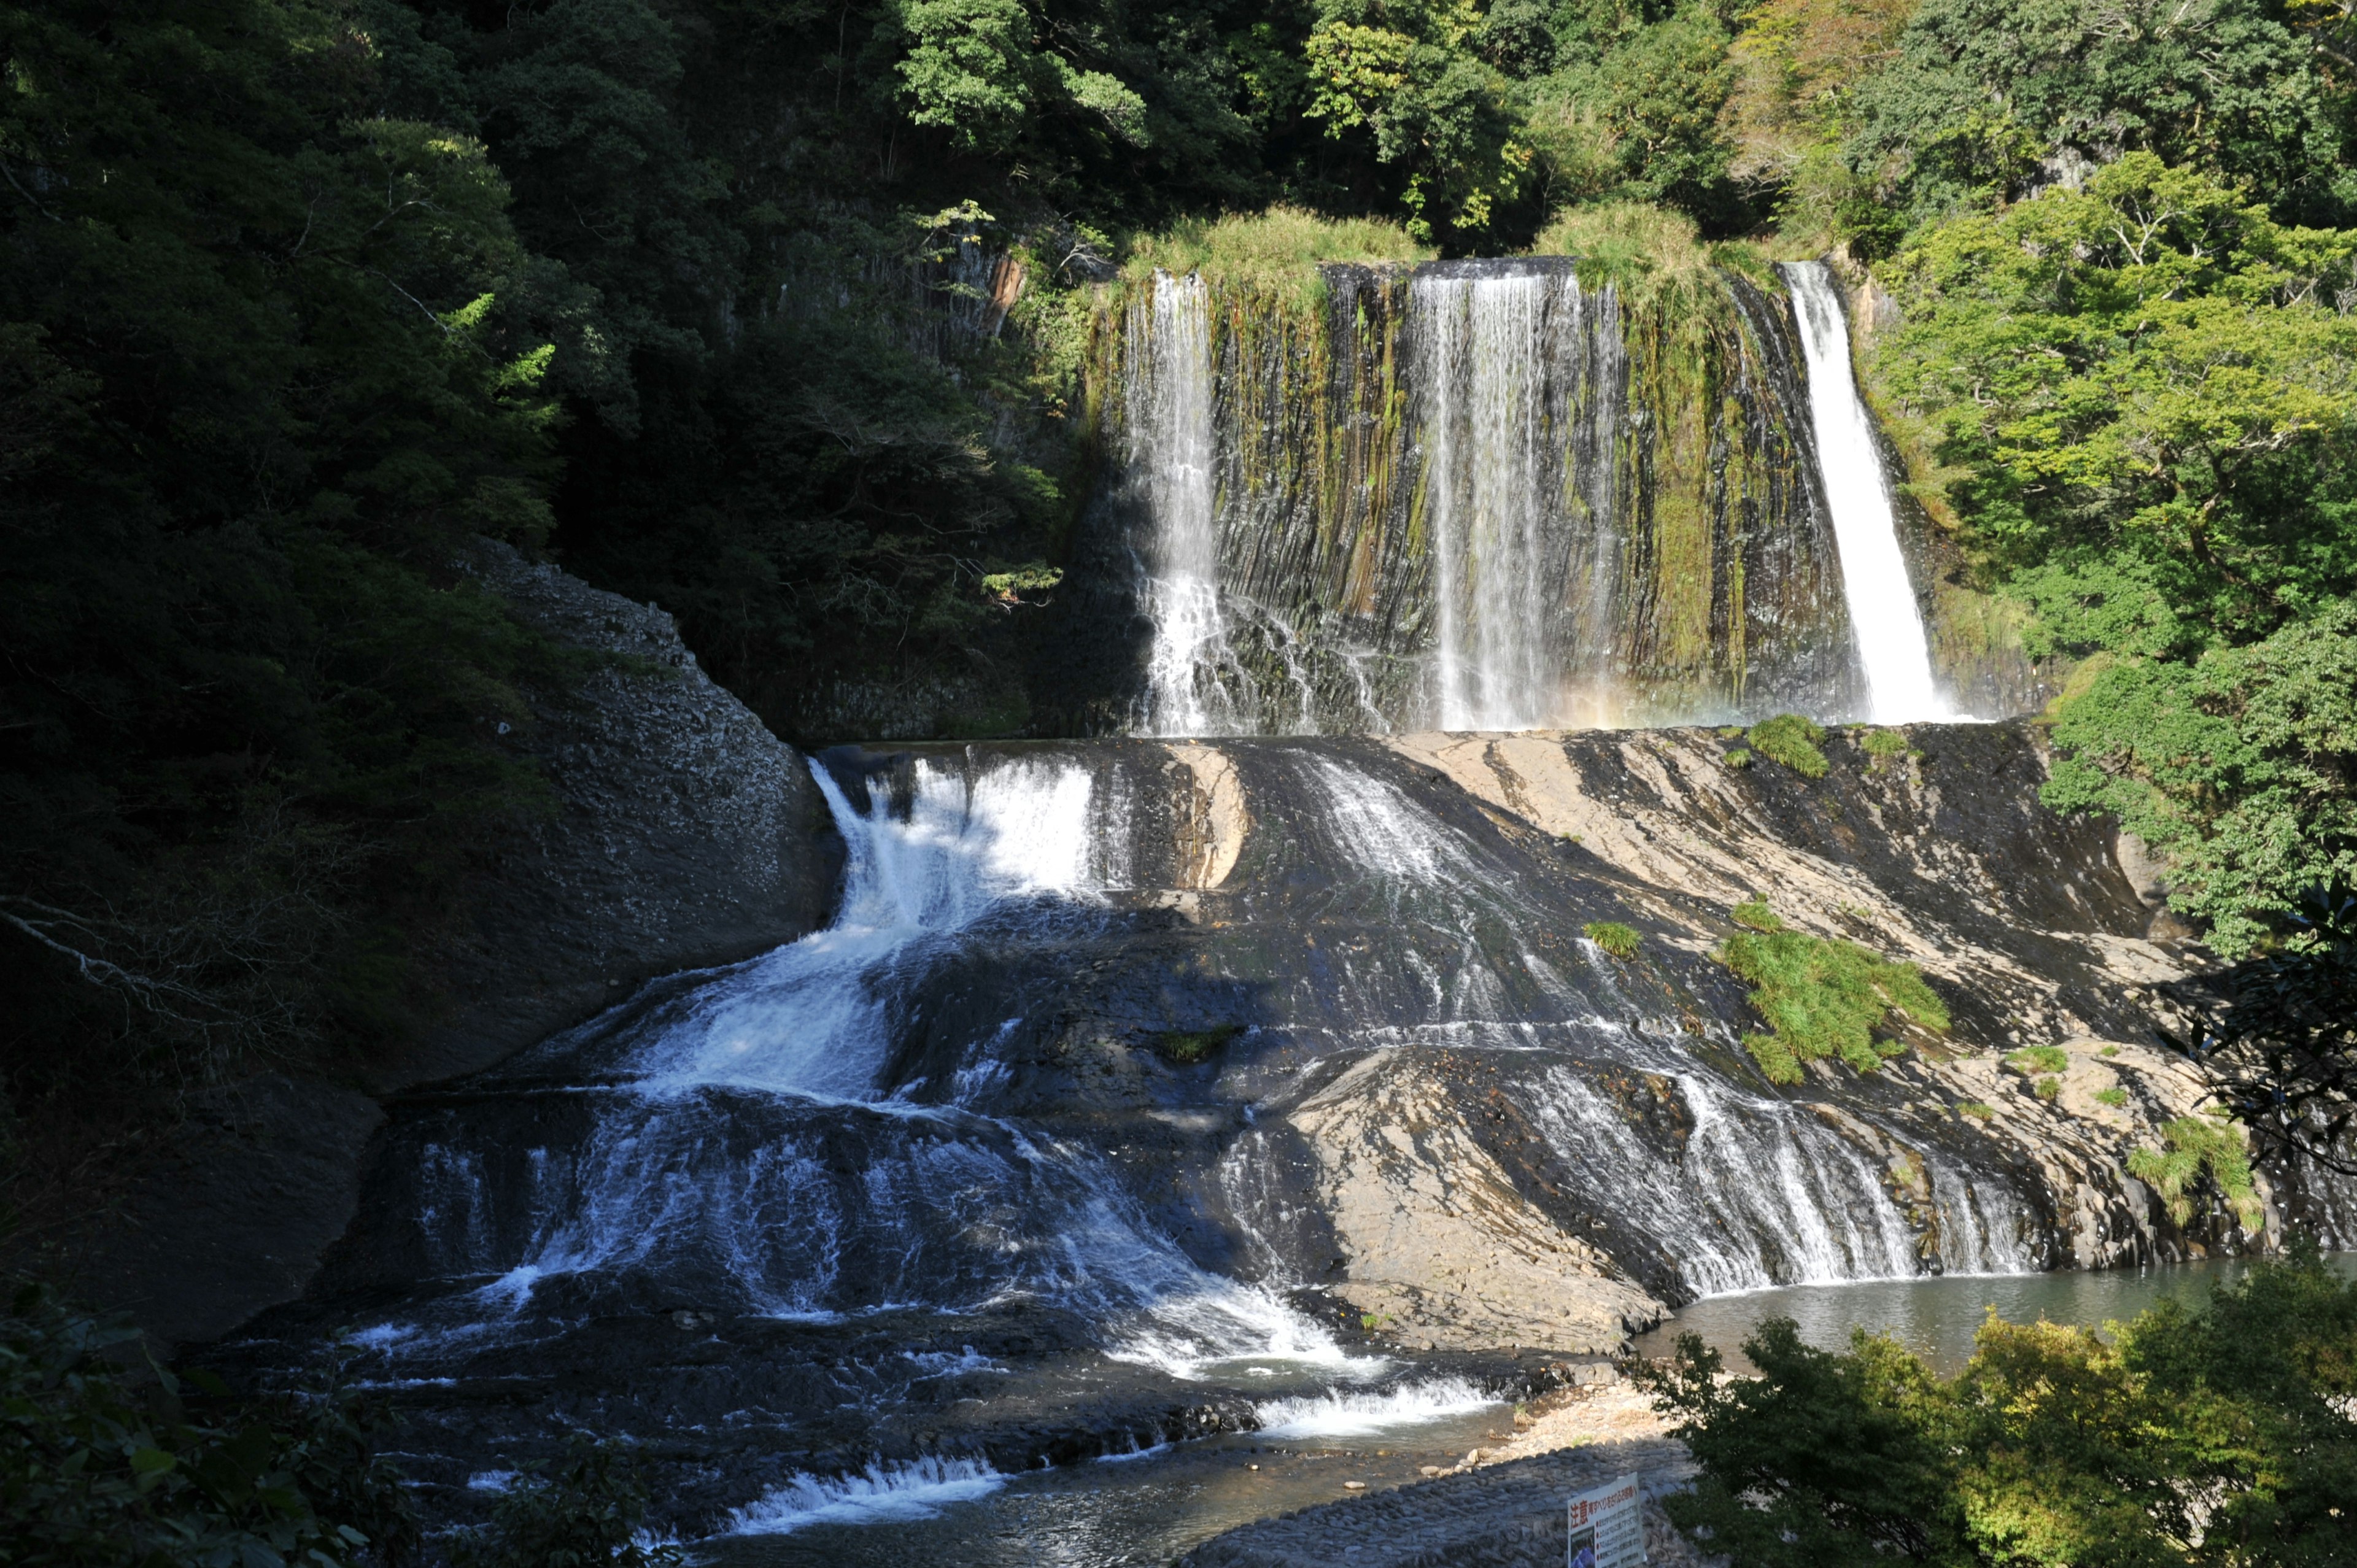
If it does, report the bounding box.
[226,732,2087,1560]
[1110,259,1956,737]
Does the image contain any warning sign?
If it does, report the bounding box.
[1565,1474,1645,1568]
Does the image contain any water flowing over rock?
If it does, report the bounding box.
[1057,257,2024,735]
[219,720,2351,1537]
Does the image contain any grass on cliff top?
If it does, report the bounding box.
[1124,207,1433,309]
[1527,200,1780,304]
[1719,916,1950,1084]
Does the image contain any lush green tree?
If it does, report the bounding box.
[1852,0,2357,228]
[0,0,562,1133]
[1638,1247,2357,1566]
[1872,155,2357,951]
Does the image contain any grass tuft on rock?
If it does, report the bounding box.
[1860,727,1910,759]
[1958,1100,1997,1119]
[1730,898,1783,933]
[1724,747,1754,769]
[1746,714,1829,778]
[2129,1116,2264,1232]
[2096,1086,2129,1107]
[1584,921,1643,959]
[2005,1045,2071,1075]
[1719,928,1949,1083]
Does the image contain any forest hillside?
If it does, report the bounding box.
[4,0,2355,1229]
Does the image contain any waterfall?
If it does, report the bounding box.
[1781,261,1949,722]
[1131,272,1236,736]
[1409,264,1624,730]
[1086,257,1887,737]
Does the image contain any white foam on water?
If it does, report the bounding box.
[1781,261,1951,723]
[724,1456,1007,1535]
[626,758,1100,1100]
[1252,1378,1498,1439]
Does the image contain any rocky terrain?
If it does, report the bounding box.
[59,544,833,1351]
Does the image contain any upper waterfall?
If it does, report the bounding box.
[1780,261,1950,723]
[1080,257,1869,736]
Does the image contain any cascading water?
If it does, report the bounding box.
[1409,263,1624,729]
[1781,260,1950,722]
[358,752,1358,1375]
[1083,257,1890,736]
[1130,272,1238,736]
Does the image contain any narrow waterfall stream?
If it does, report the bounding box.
[1131,272,1235,736]
[1780,261,1951,722]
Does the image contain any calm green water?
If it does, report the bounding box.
[1631,1254,2357,1375]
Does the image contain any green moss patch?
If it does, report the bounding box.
[1746,714,1829,778]
[2129,1116,2264,1232]
[1584,921,1643,959]
[1718,929,1950,1084]
[1154,1024,1242,1064]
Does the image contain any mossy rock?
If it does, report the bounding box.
[1154,1024,1242,1064]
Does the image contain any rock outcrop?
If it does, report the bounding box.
[63,543,832,1350]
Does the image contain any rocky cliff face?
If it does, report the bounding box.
[63,544,832,1350]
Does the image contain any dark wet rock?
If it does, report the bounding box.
[65,544,833,1351]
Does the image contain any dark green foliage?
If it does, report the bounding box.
[2165,884,2357,1173]
[1635,1247,2357,1566]
[1583,919,1643,959]
[0,1,568,1145]
[1852,0,2357,228]
[1153,1024,1242,1064]
[1719,927,1949,1082]
[451,1439,678,1568]
[1746,714,1828,777]
[0,1286,419,1568]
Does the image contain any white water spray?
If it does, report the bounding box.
[1782,261,1948,722]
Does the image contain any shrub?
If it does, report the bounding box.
[2129,1116,2265,1232]
[1634,1248,2357,1567]
[1730,898,1784,933]
[1746,714,1829,778]
[1584,921,1643,959]
[2005,1045,2071,1075]
[2096,1086,2129,1108]
[1719,929,1949,1081]
[0,1287,417,1568]
[452,1439,678,1568]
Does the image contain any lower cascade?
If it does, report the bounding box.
[226,724,2330,1539]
